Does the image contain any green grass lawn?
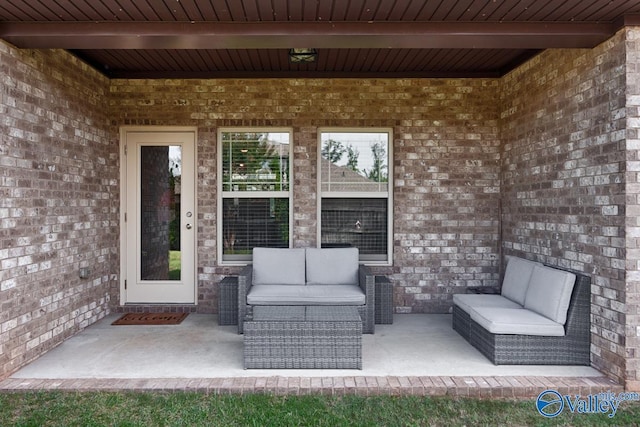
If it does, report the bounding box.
[168,251,181,280]
[1,392,639,426]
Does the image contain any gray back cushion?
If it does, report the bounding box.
[501,256,541,305]
[252,248,306,285]
[524,265,576,324]
[306,248,359,285]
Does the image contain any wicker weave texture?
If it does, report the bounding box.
[244,306,362,369]
[236,265,376,334]
[452,305,471,341]
[375,276,394,324]
[452,268,591,365]
[217,277,238,326]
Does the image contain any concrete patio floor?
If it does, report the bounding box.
[0,314,623,397]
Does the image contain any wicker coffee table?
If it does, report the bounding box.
[243,306,362,369]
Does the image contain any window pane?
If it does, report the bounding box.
[321,198,387,258]
[140,145,181,280]
[222,198,289,260]
[222,132,289,192]
[321,132,389,193]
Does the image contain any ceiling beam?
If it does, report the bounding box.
[0,21,615,50]
[102,68,507,79]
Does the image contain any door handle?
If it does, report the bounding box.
[185,224,192,230]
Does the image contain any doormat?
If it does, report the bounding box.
[112,312,188,326]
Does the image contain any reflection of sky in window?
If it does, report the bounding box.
[265,133,290,147]
[321,132,388,173]
[263,133,290,162]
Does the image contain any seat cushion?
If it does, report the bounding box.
[524,265,576,325]
[500,256,541,305]
[252,248,306,286]
[247,284,366,305]
[305,247,359,285]
[452,294,522,314]
[469,307,566,336]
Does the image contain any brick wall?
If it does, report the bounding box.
[0,42,117,378]
[625,27,640,391]
[110,78,502,315]
[500,32,629,384]
[3,29,639,388]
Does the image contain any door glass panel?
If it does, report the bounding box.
[140,145,181,281]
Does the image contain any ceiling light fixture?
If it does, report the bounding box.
[288,48,318,63]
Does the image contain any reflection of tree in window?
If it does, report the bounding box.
[168,158,180,251]
[346,145,359,173]
[321,139,345,163]
[322,136,389,183]
[364,142,388,183]
[320,131,391,262]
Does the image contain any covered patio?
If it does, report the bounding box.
[0,313,619,397]
[2,0,640,393]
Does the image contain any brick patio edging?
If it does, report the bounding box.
[0,376,622,399]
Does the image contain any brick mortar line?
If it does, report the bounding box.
[0,376,623,398]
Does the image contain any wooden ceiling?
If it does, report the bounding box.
[1,0,640,78]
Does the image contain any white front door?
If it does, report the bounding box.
[121,128,196,304]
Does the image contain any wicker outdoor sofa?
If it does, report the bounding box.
[236,247,376,334]
[452,257,591,365]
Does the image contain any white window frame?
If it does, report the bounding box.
[217,127,293,265]
[317,127,393,265]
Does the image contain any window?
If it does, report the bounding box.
[319,129,393,264]
[218,129,292,263]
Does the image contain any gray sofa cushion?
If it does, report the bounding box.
[469,307,566,336]
[501,256,541,305]
[252,247,306,286]
[247,284,366,305]
[305,247,359,285]
[452,294,522,314]
[524,265,576,325]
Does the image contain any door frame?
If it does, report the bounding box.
[119,126,198,305]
